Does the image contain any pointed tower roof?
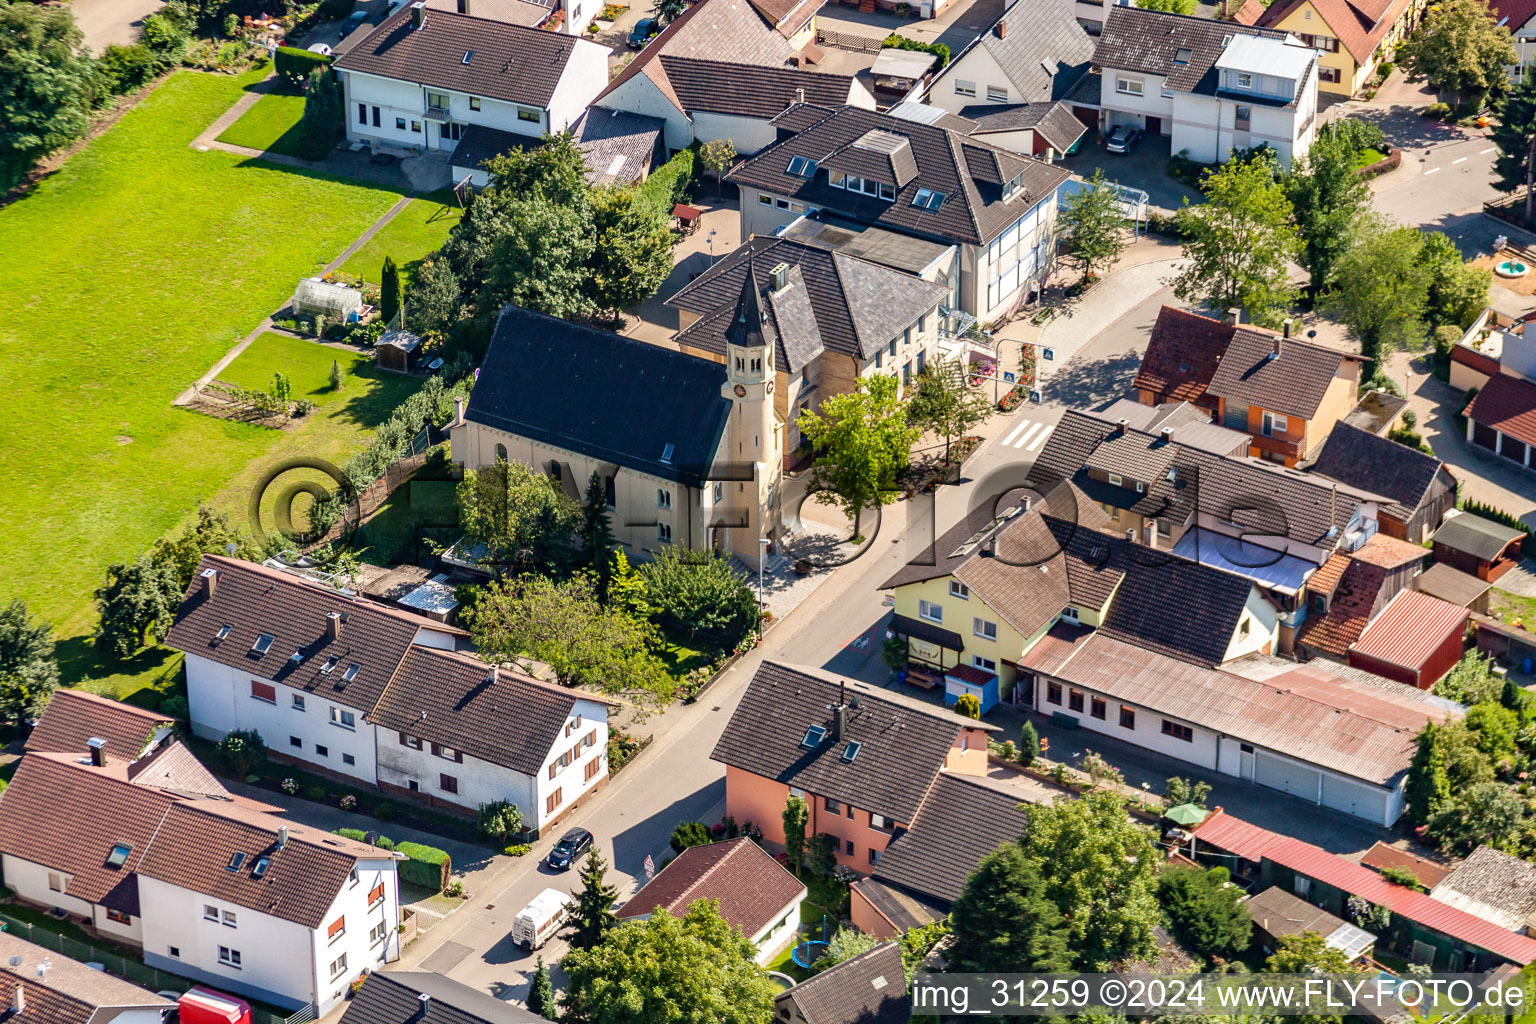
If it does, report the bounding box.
[726,254,771,350]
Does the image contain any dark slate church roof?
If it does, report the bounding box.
[466,305,732,487]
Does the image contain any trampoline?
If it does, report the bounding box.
[790,940,829,969]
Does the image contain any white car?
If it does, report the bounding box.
[1105,125,1142,154]
[307,42,333,55]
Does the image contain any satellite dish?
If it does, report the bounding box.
[1306,329,1317,339]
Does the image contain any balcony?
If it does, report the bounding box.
[425,105,450,122]
[1249,431,1306,461]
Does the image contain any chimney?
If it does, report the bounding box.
[410,1,426,28]
[453,396,465,426]
[326,611,343,641]
[1160,426,1174,442]
[996,17,1007,36]
[1282,318,1292,339]
[87,737,107,768]
[487,664,499,684]
[794,87,805,105]
[1225,307,1242,326]
[456,0,469,12]
[1114,416,1129,437]
[417,994,431,1013]
[201,567,218,599]
[11,983,22,1015]
[276,825,289,849]
[833,682,848,740]
[769,262,790,293]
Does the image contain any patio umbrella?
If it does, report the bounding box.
[1164,803,1209,826]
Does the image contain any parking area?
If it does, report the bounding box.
[1060,132,1201,211]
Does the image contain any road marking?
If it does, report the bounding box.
[1000,417,1034,447]
[1452,157,1468,164]
[1424,167,1441,175]
[1007,421,1045,450]
[1481,147,1496,154]
[1025,425,1055,452]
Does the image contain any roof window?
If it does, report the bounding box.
[251,856,271,880]
[227,852,247,872]
[801,725,826,749]
[289,650,304,664]
[660,442,675,465]
[1173,47,1192,64]
[342,663,362,683]
[320,655,339,675]
[841,741,862,763]
[106,843,131,868]
[786,155,818,178]
[214,624,232,643]
[251,634,274,655]
[462,49,474,64]
[912,188,945,211]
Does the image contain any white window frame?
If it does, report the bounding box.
[972,654,997,672]
[954,79,976,96]
[1235,72,1253,88]
[1116,78,1143,96]
[973,617,997,640]
[918,599,943,624]
[222,910,237,927]
[1061,606,1080,624]
[330,706,356,730]
[218,947,241,968]
[203,905,219,921]
[291,694,305,711]
[949,580,969,599]
[986,85,1007,102]
[1261,411,1287,436]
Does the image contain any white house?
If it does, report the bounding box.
[1093,6,1319,168]
[0,930,174,1024]
[333,1,609,182]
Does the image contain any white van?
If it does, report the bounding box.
[512,888,575,951]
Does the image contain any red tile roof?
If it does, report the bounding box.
[1253,0,1417,63]
[1351,533,1428,571]
[1360,841,1451,889]
[616,837,805,938]
[1194,811,1536,964]
[1493,0,1536,31]
[25,690,174,763]
[1467,373,1536,450]
[1133,307,1236,405]
[1295,559,1387,657]
[1307,552,1351,598]
[1349,589,1469,669]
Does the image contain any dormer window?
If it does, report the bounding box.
[1235,72,1253,88]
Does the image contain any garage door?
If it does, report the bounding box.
[1320,773,1388,824]
[1254,751,1320,801]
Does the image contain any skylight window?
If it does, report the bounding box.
[786,155,818,178]
[911,188,945,211]
[106,843,131,868]
[251,634,274,655]
[289,650,304,664]
[461,49,474,64]
[251,856,271,880]
[841,741,862,763]
[227,852,247,872]
[801,725,826,749]
[320,656,339,675]
[342,663,361,683]
[214,624,231,643]
[1173,47,1192,64]
[660,442,675,465]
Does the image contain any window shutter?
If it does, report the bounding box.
[368,883,385,905]
[454,749,464,763]
[399,732,408,746]
[328,916,344,938]
[430,742,441,756]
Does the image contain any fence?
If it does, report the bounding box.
[816,27,884,52]
[0,911,314,1024]
[312,447,440,548]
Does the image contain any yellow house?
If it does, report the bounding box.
[1246,0,1430,95]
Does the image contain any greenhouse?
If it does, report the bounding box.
[291,276,364,321]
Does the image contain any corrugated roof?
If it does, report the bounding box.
[1432,513,1526,562]
[1349,589,1469,669]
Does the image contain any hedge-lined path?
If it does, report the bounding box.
[173,192,414,406]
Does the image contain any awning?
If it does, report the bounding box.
[890,613,964,650]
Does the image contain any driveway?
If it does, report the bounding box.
[1060,134,1201,213]
[622,197,740,347]
[816,0,1002,58]
[70,0,165,52]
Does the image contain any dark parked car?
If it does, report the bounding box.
[628,17,658,48]
[1105,125,1142,153]
[545,827,594,871]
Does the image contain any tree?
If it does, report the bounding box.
[955,693,981,720]
[700,138,737,196]
[636,548,758,645]
[0,600,58,727]
[410,256,462,339]
[606,549,650,619]
[1503,674,1530,715]
[1157,865,1252,961]
[93,555,180,658]
[1426,780,1529,854]
[1324,216,1431,364]
[300,67,341,151]
[561,899,776,1024]
[1421,231,1490,330]
[526,956,555,1020]
[587,187,673,316]
[0,1,101,190]
[1494,69,1536,224]
[1165,776,1213,808]
[1465,703,1519,763]
[947,843,1073,973]
[1058,168,1128,281]
[580,471,616,576]
[1396,0,1516,113]
[906,359,991,467]
[1285,123,1372,292]
[653,0,688,22]
[150,503,259,593]
[456,460,581,573]
[328,359,343,390]
[806,833,837,877]
[561,850,619,950]
[799,373,919,534]
[782,794,808,877]
[1434,651,1504,705]
[1018,790,1161,969]
[1406,722,1451,825]
[476,800,523,845]
[1134,0,1197,13]
[218,729,267,777]
[670,820,711,853]
[1019,720,1039,760]
[1266,932,1358,1024]
[465,574,674,704]
[380,255,402,325]
[1171,154,1301,328]
[812,927,880,972]
[479,196,597,320]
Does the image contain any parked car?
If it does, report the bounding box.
[511,888,575,951]
[545,827,594,871]
[628,17,658,47]
[1105,125,1142,154]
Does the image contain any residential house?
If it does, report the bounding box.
[1132,307,1240,413]
[849,773,1030,938]
[615,837,806,964]
[1306,422,1457,543]
[340,972,547,1024]
[1037,630,1453,823]
[24,688,176,762]
[1098,397,1251,455]
[333,3,609,184]
[0,931,174,1024]
[1243,886,1373,960]
[1429,846,1536,936]
[921,0,1095,160]
[447,304,783,568]
[1295,531,1427,663]
[1465,372,1536,476]
[664,236,948,451]
[727,104,1072,319]
[1094,7,1320,168]
[1346,589,1469,689]
[774,942,909,1024]
[1431,513,1526,583]
[1249,0,1430,95]
[165,555,610,831]
[0,745,400,1013]
[1448,308,1536,392]
[709,661,996,874]
[1190,809,1536,967]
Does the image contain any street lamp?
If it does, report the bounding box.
[758,538,771,625]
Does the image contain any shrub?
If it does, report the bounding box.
[1167,148,1210,187]
[1424,101,1452,119]
[374,801,398,821]
[100,43,160,94]
[504,843,532,856]
[140,11,190,65]
[160,695,189,720]
[1147,208,1192,240]
[375,836,395,851]
[1434,323,1463,361]
[218,729,267,776]
[396,841,452,890]
[336,828,368,841]
[303,785,327,802]
[671,820,711,853]
[634,145,700,219]
[477,800,524,844]
[1378,864,1426,891]
[275,45,332,86]
[880,33,950,68]
[955,693,981,720]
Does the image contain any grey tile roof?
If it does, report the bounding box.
[727,105,1071,246]
[822,130,921,188]
[776,942,909,1024]
[872,774,1029,904]
[1098,543,1256,667]
[1093,6,1287,95]
[659,56,859,118]
[572,107,664,186]
[934,0,1094,103]
[1308,421,1451,523]
[342,973,545,1024]
[335,5,593,108]
[1204,328,1353,421]
[1431,846,1536,933]
[595,0,798,107]
[962,101,1088,152]
[466,304,733,487]
[1432,514,1527,562]
[1097,398,1252,456]
[710,662,988,823]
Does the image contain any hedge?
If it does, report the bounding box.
[881,33,950,69]
[276,45,333,86]
[396,841,452,891]
[335,828,398,853]
[634,144,700,220]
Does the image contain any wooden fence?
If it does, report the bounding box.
[312,450,436,548]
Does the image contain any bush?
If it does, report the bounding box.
[160,695,189,720]
[396,841,452,891]
[1434,323,1463,361]
[880,33,950,68]
[1424,101,1452,120]
[275,45,332,86]
[1167,148,1210,187]
[671,820,712,853]
[1378,864,1426,891]
[100,43,160,94]
[634,145,700,219]
[374,836,395,852]
[335,828,368,842]
[140,10,190,65]
[1327,117,1386,154]
[1147,208,1192,240]
[374,801,398,822]
[303,785,327,802]
[955,693,981,720]
[504,843,532,857]
[477,800,524,844]
[218,729,267,776]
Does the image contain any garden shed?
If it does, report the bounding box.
[291,277,363,321]
[376,329,421,372]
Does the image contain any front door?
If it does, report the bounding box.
[1147,115,1163,136]
[1239,743,1256,780]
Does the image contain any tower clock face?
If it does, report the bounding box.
[767,380,774,394]
[734,383,747,398]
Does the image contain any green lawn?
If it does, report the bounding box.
[1352,147,1389,169]
[0,67,409,698]
[352,475,460,566]
[339,191,463,287]
[215,86,334,161]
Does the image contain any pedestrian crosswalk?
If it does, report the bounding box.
[999,415,1055,451]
